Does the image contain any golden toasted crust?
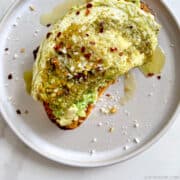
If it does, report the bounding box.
[43,2,151,130]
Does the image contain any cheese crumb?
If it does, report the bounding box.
[97,122,103,127]
[13,54,18,59]
[123,146,129,150]
[20,48,25,53]
[134,138,140,144]
[109,127,115,133]
[92,138,97,143]
[134,123,139,128]
[29,5,35,11]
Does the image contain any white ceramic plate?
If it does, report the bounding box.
[0,0,179,167]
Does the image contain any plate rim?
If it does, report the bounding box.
[0,0,180,167]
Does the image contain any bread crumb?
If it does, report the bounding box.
[25,110,29,114]
[29,5,35,11]
[109,127,115,133]
[20,48,25,53]
[110,107,117,114]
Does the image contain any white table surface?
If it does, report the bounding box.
[0,1,180,180]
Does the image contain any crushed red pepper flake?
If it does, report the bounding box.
[54,44,62,51]
[90,41,96,45]
[110,47,118,52]
[84,53,91,60]
[97,58,103,64]
[16,109,21,115]
[86,3,93,8]
[76,11,80,15]
[46,32,52,39]
[119,52,124,56]
[57,32,61,38]
[8,74,13,80]
[157,75,161,80]
[51,58,59,67]
[67,54,72,58]
[85,9,90,16]
[33,46,39,60]
[46,24,51,27]
[147,73,154,77]
[81,46,86,53]
[106,94,111,97]
[99,22,104,33]
[57,51,63,55]
[74,73,87,80]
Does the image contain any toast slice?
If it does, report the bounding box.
[43,2,152,130]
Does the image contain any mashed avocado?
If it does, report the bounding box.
[31,0,160,126]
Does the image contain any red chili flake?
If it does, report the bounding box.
[90,41,96,45]
[76,11,80,15]
[46,32,52,39]
[50,58,59,67]
[81,46,86,53]
[97,59,103,64]
[110,47,118,52]
[46,24,51,27]
[4,48,9,51]
[74,73,85,80]
[16,109,21,115]
[57,32,61,38]
[85,8,90,16]
[99,22,104,33]
[54,44,62,51]
[119,52,124,56]
[147,73,154,77]
[8,74,13,80]
[106,94,111,97]
[157,75,161,80]
[96,66,103,72]
[33,46,39,60]
[86,3,93,8]
[84,53,91,60]
[67,54,71,58]
[58,51,63,55]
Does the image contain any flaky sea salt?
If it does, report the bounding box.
[134,138,140,144]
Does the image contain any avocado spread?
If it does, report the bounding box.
[31,0,160,127]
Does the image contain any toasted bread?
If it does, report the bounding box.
[43,2,151,130]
